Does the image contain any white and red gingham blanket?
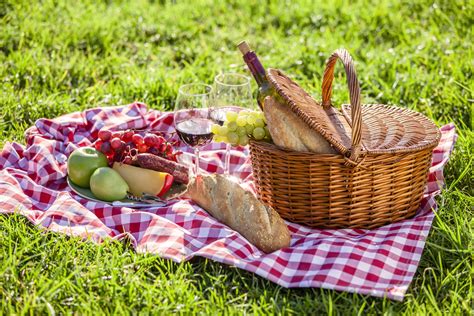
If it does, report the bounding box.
[0,103,456,301]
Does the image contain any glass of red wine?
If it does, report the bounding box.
[210,73,254,174]
[174,83,215,176]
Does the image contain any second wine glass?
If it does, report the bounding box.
[210,73,254,175]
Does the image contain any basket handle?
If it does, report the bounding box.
[322,49,362,161]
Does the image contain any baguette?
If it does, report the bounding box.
[185,174,291,253]
[263,96,338,154]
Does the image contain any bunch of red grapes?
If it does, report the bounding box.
[94,128,180,165]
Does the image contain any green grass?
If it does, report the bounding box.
[1,0,473,314]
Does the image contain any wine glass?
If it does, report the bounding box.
[174,83,214,176]
[210,73,254,174]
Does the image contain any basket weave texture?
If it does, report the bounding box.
[250,49,441,229]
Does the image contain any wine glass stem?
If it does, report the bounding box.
[224,143,231,175]
[194,147,200,176]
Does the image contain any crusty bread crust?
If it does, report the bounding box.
[185,174,291,253]
[263,96,337,154]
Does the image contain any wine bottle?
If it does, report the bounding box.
[237,41,273,110]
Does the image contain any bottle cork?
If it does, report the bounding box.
[237,41,251,55]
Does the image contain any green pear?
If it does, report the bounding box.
[90,167,129,202]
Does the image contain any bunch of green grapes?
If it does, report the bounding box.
[211,110,271,146]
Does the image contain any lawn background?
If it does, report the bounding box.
[1,0,472,314]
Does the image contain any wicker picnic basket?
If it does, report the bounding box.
[249,49,441,229]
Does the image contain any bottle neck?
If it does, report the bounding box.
[242,51,268,87]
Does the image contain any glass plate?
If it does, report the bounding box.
[67,177,166,208]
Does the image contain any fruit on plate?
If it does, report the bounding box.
[112,162,174,198]
[89,167,129,201]
[94,128,181,165]
[67,147,109,188]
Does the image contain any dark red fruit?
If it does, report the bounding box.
[144,133,158,146]
[122,156,132,165]
[112,153,120,162]
[132,134,144,145]
[111,131,122,139]
[119,141,126,151]
[98,129,111,141]
[106,153,114,163]
[156,136,165,146]
[100,141,112,155]
[164,143,173,154]
[138,144,148,153]
[110,137,122,150]
[158,143,166,153]
[94,140,103,151]
[122,130,134,142]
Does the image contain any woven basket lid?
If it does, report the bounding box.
[341,104,441,154]
[266,49,440,161]
[267,68,353,156]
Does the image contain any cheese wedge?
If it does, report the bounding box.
[112,162,174,197]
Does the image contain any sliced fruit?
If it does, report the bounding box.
[112,162,174,198]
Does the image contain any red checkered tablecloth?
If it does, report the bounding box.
[0,103,457,300]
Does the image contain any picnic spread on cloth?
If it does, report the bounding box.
[0,102,456,301]
[0,46,458,301]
